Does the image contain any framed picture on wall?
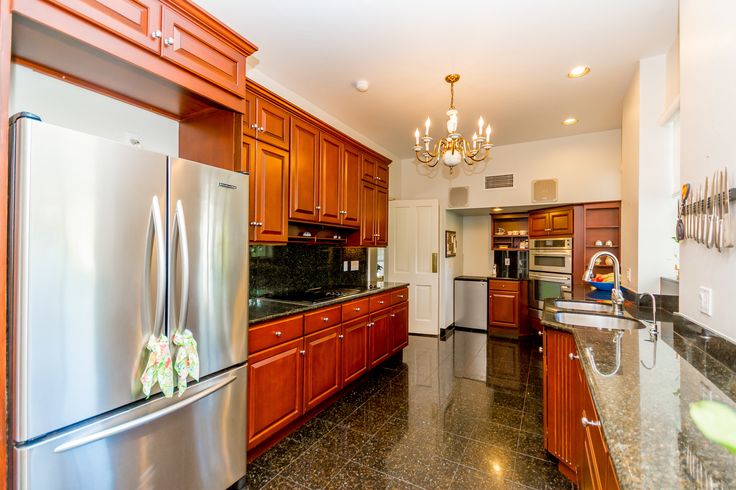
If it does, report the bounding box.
[446,230,457,257]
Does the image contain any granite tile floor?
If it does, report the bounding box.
[245,330,574,490]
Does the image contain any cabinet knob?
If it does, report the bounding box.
[354,307,361,312]
[544,228,552,231]
[537,331,543,336]
[250,123,258,129]
[274,331,282,337]
[390,314,395,318]
[367,322,374,327]
[250,221,258,226]
[164,37,174,46]
[569,353,579,360]
[299,350,305,356]
[538,346,543,353]
[259,126,265,132]
[338,335,344,340]
[151,30,162,39]
[315,205,321,210]
[581,417,601,428]
[378,300,384,305]
[397,295,404,299]
[322,317,330,322]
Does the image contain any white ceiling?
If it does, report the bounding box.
[199,0,677,158]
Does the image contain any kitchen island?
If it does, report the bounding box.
[542,288,736,489]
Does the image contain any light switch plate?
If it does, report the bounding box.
[350,260,359,271]
[698,287,712,316]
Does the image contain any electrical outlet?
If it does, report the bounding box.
[350,260,359,271]
[343,261,348,272]
[698,287,713,316]
[626,267,632,284]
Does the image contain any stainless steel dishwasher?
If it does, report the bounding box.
[454,276,488,331]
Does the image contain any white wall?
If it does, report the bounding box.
[400,129,622,209]
[9,64,179,155]
[678,0,736,341]
[620,56,678,293]
[442,211,463,328]
[462,216,492,276]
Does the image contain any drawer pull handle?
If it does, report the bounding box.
[322,317,330,322]
[581,417,601,428]
[274,331,282,337]
[569,353,579,360]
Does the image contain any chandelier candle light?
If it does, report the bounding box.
[413,74,493,173]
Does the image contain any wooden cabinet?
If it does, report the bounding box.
[161,6,245,95]
[352,180,388,246]
[248,138,289,243]
[389,302,408,354]
[318,132,343,225]
[341,144,362,227]
[243,91,257,138]
[529,207,574,237]
[289,117,320,222]
[543,328,581,474]
[255,96,290,150]
[303,325,341,412]
[361,154,388,188]
[248,315,303,354]
[489,290,519,327]
[341,316,368,386]
[247,337,303,449]
[375,186,388,246]
[368,309,391,368]
[488,280,528,334]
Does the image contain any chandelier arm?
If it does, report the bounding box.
[466,148,489,162]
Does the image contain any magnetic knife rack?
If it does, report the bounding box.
[683,187,736,212]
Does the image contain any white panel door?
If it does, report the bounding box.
[387,199,439,335]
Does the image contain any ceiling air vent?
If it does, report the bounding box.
[449,186,469,207]
[485,173,514,190]
[532,179,558,203]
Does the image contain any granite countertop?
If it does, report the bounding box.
[542,287,736,489]
[249,282,409,325]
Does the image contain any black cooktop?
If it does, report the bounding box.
[266,287,363,304]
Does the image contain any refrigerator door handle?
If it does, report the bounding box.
[52,375,236,454]
[171,200,190,333]
[144,196,166,337]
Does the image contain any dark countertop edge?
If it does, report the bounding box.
[249,282,410,326]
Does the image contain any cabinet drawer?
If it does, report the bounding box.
[489,280,519,292]
[391,287,408,305]
[304,305,342,335]
[342,297,370,322]
[370,293,391,312]
[249,315,303,354]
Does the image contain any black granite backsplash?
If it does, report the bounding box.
[249,244,367,297]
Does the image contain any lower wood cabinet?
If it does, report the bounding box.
[247,337,303,449]
[489,290,519,327]
[341,316,369,385]
[488,280,529,334]
[368,309,391,367]
[304,325,341,412]
[389,302,409,354]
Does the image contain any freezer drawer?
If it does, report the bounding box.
[454,278,488,331]
[14,364,247,490]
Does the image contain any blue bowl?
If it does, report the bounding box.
[589,282,614,291]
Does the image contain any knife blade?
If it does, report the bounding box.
[724,166,732,248]
[715,171,722,252]
[706,174,714,248]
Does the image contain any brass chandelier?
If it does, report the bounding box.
[413,74,493,173]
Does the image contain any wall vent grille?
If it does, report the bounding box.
[485,174,514,190]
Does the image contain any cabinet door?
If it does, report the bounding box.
[304,325,341,412]
[243,90,257,138]
[375,186,388,246]
[368,310,391,367]
[549,208,574,235]
[341,144,362,228]
[318,132,343,225]
[361,153,377,182]
[529,212,550,237]
[161,7,245,95]
[256,97,290,150]
[242,136,257,242]
[543,328,581,472]
[247,338,303,449]
[341,317,368,386]
[389,302,408,354]
[489,291,519,328]
[253,142,289,243]
[359,181,377,245]
[289,117,320,222]
[42,0,162,52]
[375,161,389,188]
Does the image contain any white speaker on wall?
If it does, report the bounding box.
[532,179,558,203]
[449,186,469,207]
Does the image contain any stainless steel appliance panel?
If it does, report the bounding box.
[15,365,247,490]
[9,118,168,442]
[454,278,488,331]
[169,159,249,376]
[529,237,572,250]
[529,249,573,274]
[528,271,572,310]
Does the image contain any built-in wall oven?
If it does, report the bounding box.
[528,237,573,322]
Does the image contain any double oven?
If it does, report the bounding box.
[528,237,573,321]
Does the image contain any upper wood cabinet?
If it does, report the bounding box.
[529,207,574,237]
[289,117,320,222]
[249,137,289,243]
[351,180,388,247]
[243,91,257,139]
[375,186,388,246]
[341,145,362,227]
[256,97,290,150]
[318,132,343,225]
[161,6,245,95]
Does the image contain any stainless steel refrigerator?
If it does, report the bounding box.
[8,114,249,489]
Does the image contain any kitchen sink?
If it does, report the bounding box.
[553,311,644,331]
[552,300,613,313]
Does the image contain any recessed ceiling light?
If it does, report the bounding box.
[492,207,503,212]
[561,117,578,126]
[567,66,590,78]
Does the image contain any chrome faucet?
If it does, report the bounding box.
[583,251,624,315]
[640,292,658,335]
